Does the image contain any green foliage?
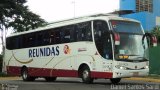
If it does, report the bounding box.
[0,0,47,55]
[0,0,47,32]
[0,0,47,70]
[151,26,160,44]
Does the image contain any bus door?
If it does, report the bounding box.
[94,20,113,72]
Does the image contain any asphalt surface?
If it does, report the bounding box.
[0,77,160,90]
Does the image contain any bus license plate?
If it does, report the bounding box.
[133,72,139,76]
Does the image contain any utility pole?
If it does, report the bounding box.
[72,0,76,18]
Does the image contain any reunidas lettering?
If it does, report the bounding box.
[29,46,59,58]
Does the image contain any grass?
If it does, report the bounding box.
[139,74,160,79]
[147,74,160,79]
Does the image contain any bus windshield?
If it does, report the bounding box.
[110,20,149,61]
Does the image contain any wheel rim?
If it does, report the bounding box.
[22,70,28,80]
[82,70,89,80]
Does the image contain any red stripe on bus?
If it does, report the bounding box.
[29,68,78,77]
[91,71,113,78]
[7,66,21,76]
[7,66,113,78]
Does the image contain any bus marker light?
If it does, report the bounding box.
[120,66,126,70]
[114,33,120,45]
[119,56,123,59]
[123,55,129,59]
[145,66,149,69]
[152,36,157,46]
[118,55,129,59]
[120,67,123,69]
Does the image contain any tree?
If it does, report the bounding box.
[0,0,47,55]
[0,0,47,72]
[151,26,160,44]
[8,5,47,32]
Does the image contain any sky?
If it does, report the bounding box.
[0,0,120,53]
[26,0,120,22]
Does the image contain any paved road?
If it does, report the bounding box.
[0,77,160,90]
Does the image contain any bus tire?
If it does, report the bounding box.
[110,78,121,84]
[81,66,93,84]
[45,77,57,82]
[21,67,35,81]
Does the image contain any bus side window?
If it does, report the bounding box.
[49,30,55,44]
[69,25,75,42]
[8,37,17,49]
[22,35,28,48]
[18,35,23,49]
[6,37,11,50]
[62,26,71,43]
[55,29,61,44]
[6,37,18,50]
[36,32,43,46]
[75,23,82,41]
[12,36,19,49]
[43,31,50,45]
[27,34,36,47]
[82,22,92,41]
[72,25,78,42]
[76,22,92,41]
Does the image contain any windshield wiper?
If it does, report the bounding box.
[127,54,140,56]
[129,56,148,61]
[133,57,144,59]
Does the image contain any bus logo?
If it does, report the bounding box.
[64,45,71,54]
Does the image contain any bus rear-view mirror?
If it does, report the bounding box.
[142,33,157,48]
[114,33,120,45]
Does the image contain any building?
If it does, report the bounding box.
[119,0,160,31]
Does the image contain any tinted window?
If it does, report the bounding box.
[94,20,113,59]
[6,36,20,50]
[6,37,11,49]
[54,29,61,44]
[110,20,143,34]
[43,31,50,45]
[76,22,92,41]
[36,32,43,46]
[28,34,36,47]
[61,26,71,43]
[6,21,93,50]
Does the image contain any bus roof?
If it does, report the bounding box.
[8,13,140,37]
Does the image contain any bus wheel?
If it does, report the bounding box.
[81,66,93,84]
[110,78,121,84]
[45,77,57,82]
[21,67,35,81]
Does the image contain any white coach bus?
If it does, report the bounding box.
[3,14,157,84]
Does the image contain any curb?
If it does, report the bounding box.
[125,77,160,83]
[0,77,160,83]
[0,77,20,80]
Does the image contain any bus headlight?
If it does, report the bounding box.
[115,65,127,70]
[120,66,123,69]
[120,66,126,70]
[145,66,149,69]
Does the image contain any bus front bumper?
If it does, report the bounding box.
[112,69,149,78]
